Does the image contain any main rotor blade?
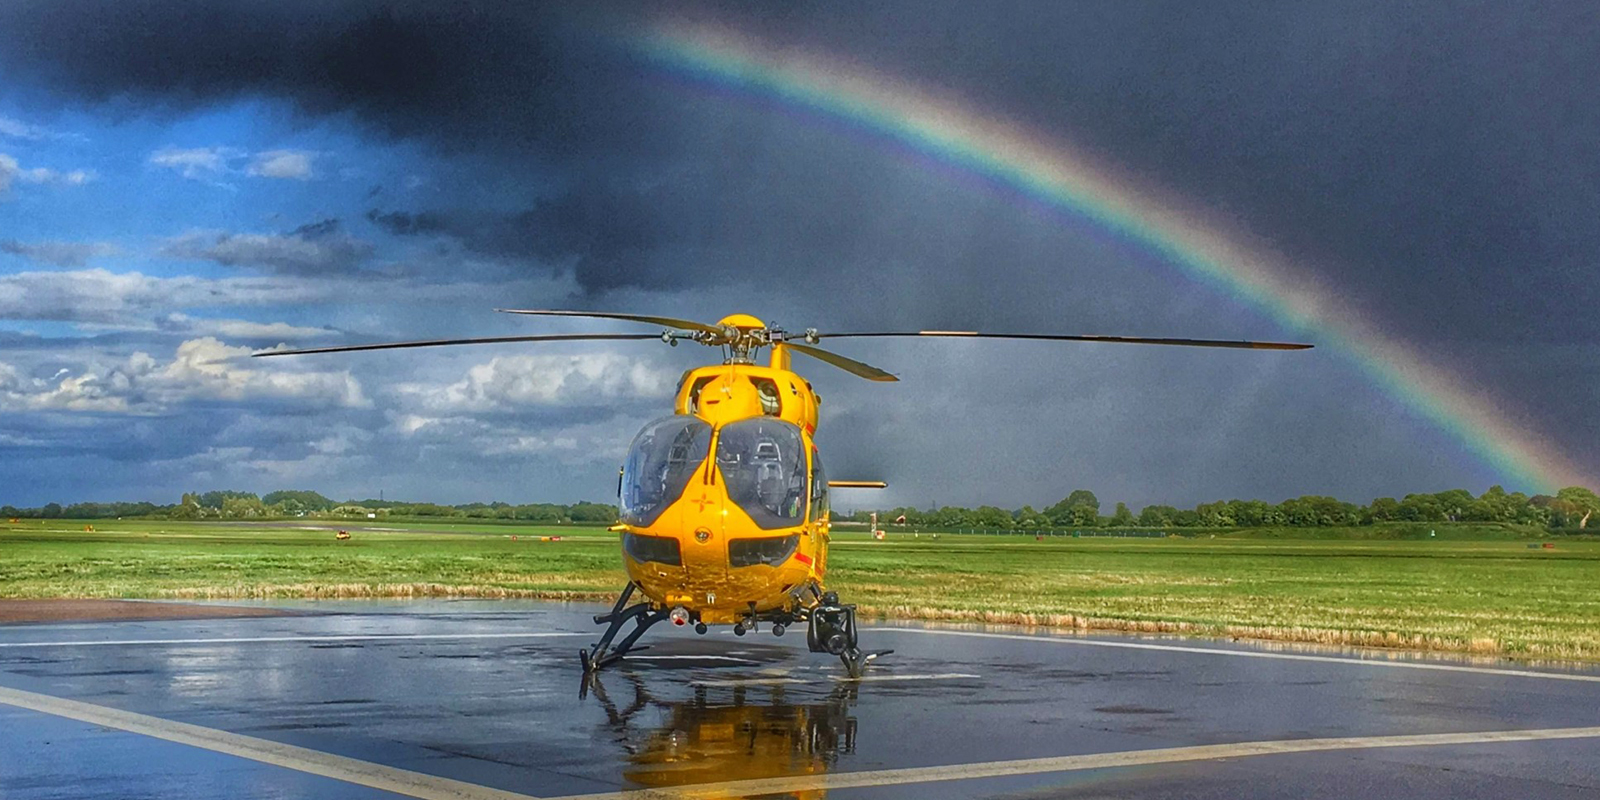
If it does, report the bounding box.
[785,342,898,382]
[252,333,661,358]
[816,331,1312,350]
[495,309,723,335]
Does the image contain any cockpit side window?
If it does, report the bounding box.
[619,416,712,527]
[716,419,806,530]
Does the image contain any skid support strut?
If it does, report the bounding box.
[581,583,668,677]
[806,590,891,678]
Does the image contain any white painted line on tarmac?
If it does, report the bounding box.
[0,632,591,648]
[543,724,1600,800]
[866,627,1600,683]
[693,672,981,688]
[0,684,542,800]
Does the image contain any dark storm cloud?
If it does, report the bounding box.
[366,209,451,238]
[0,1,663,158]
[368,178,694,292]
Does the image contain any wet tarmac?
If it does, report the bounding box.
[1,600,1598,799]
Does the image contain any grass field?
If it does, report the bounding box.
[3,519,1599,661]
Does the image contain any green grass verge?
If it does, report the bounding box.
[3,520,1598,661]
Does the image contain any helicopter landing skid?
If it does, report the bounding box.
[807,591,892,678]
[580,583,668,688]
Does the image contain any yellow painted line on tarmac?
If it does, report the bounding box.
[0,684,542,800]
[867,627,1600,683]
[543,725,1600,800]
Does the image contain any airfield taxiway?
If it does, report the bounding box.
[1,601,1597,799]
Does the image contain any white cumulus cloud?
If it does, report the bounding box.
[0,116,83,142]
[396,353,676,414]
[0,268,327,325]
[0,338,368,414]
[157,313,335,340]
[0,152,95,195]
[246,149,316,180]
[150,146,322,183]
[147,146,239,180]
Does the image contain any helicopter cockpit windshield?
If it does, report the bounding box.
[620,416,713,527]
[717,419,807,529]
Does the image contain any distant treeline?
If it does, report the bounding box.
[0,489,617,523]
[4,485,1597,530]
[840,486,1600,531]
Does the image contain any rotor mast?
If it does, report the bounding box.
[715,313,768,364]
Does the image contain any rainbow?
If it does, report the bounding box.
[629,20,1588,493]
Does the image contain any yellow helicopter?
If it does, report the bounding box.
[257,309,1310,678]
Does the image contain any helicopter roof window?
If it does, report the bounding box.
[716,418,806,530]
[751,377,781,416]
[620,415,712,527]
[687,375,716,413]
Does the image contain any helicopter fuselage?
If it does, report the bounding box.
[614,342,834,625]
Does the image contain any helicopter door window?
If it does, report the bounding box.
[619,415,713,527]
[716,419,806,530]
[809,449,829,524]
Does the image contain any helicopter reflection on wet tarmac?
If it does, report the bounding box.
[590,674,857,796]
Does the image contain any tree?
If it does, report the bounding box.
[1138,505,1177,527]
[1066,489,1099,510]
[1110,502,1134,527]
[1196,500,1234,527]
[200,490,258,510]
[1013,505,1047,528]
[1365,497,1400,523]
[1432,489,1476,522]
[972,506,1014,529]
[1045,490,1100,526]
[1398,493,1445,522]
[569,502,619,522]
[1556,487,1600,528]
[263,490,335,512]
[222,496,268,518]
